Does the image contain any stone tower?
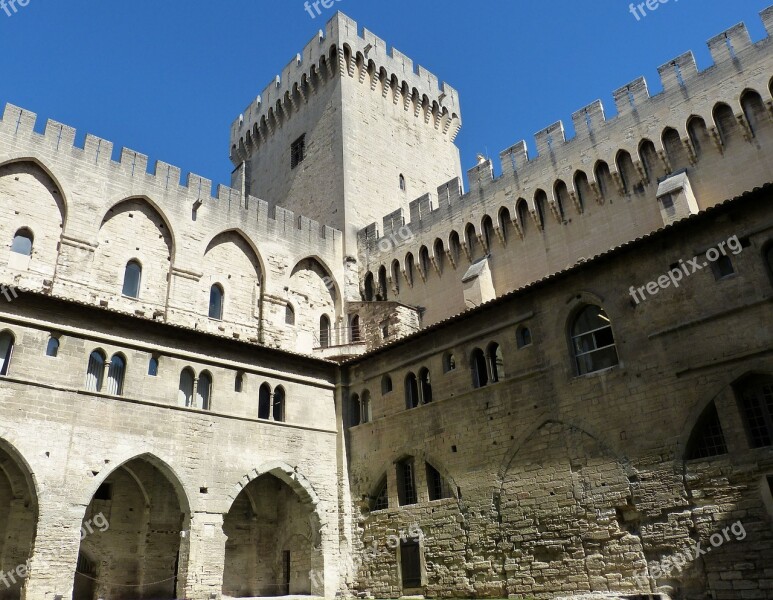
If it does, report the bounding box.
[229,12,463,258]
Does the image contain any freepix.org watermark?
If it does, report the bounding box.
[629,234,743,305]
[633,520,746,584]
[629,0,680,21]
[303,0,344,20]
[1,0,31,18]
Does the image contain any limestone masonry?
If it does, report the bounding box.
[0,7,772,600]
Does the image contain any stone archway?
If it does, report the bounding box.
[223,472,322,598]
[0,441,38,600]
[72,455,190,600]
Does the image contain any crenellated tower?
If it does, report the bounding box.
[229,12,463,258]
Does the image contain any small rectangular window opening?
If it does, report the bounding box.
[291,135,306,169]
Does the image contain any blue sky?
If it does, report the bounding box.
[1,1,770,190]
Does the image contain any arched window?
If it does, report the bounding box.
[405,373,419,409]
[178,368,195,408]
[391,260,401,294]
[687,117,709,159]
[419,368,432,404]
[399,173,406,191]
[122,260,142,298]
[361,390,371,424]
[516,199,530,233]
[419,246,430,277]
[148,356,159,377]
[381,374,393,395]
[714,103,737,146]
[594,161,614,200]
[465,224,478,258]
[285,304,295,326]
[487,343,504,383]
[638,139,663,181]
[0,331,15,376]
[209,284,224,320]
[364,272,375,301]
[235,372,244,393]
[405,253,415,285]
[350,315,361,343]
[85,349,106,392]
[443,352,456,373]
[471,348,488,389]
[735,374,773,448]
[516,325,532,349]
[616,150,640,194]
[259,383,272,420]
[685,401,728,460]
[741,90,767,138]
[196,372,212,410]
[498,208,511,243]
[426,463,453,501]
[273,386,286,422]
[396,458,417,506]
[534,191,548,228]
[378,266,388,300]
[662,128,689,172]
[106,354,126,396]
[553,182,569,220]
[574,172,590,210]
[433,239,445,274]
[46,336,59,357]
[349,394,362,427]
[449,231,461,263]
[481,216,495,250]
[571,305,619,375]
[10,228,33,256]
[319,314,331,348]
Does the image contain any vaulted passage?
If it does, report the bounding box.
[223,474,319,597]
[0,443,37,600]
[72,457,188,600]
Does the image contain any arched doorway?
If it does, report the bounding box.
[223,472,321,597]
[0,441,38,600]
[72,455,189,600]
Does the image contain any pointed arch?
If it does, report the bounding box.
[553,180,569,220]
[713,102,739,146]
[573,171,591,211]
[615,150,640,194]
[687,116,711,159]
[638,139,663,181]
[740,89,769,138]
[662,127,690,171]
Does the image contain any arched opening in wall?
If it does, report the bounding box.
[685,401,728,460]
[464,223,478,259]
[570,305,619,376]
[209,284,225,320]
[391,260,401,293]
[534,190,548,229]
[516,325,532,349]
[471,348,488,389]
[46,335,60,358]
[361,390,371,424]
[741,89,769,138]
[687,116,711,159]
[449,231,461,263]
[553,181,569,221]
[426,463,454,501]
[399,173,406,192]
[121,260,142,299]
[487,342,504,383]
[662,127,690,172]
[733,373,773,448]
[573,171,590,211]
[594,161,614,201]
[713,102,739,147]
[85,349,106,392]
[0,160,66,276]
[0,440,38,600]
[378,266,388,300]
[443,352,456,373]
[273,386,286,422]
[289,257,339,351]
[381,375,393,395]
[405,253,415,285]
[418,368,432,404]
[419,246,431,278]
[405,373,419,409]
[196,371,213,411]
[223,472,320,597]
[285,303,296,326]
[498,208,512,242]
[10,228,33,257]
[481,215,495,250]
[319,315,331,348]
[638,139,663,182]
[363,272,375,301]
[178,368,194,408]
[433,238,445,274]
[106,353,126,396]
[516,199,529,234]
[350,315,361,343]
[259,383,272,420]
[616,150,640,194]
[72,456,189,600]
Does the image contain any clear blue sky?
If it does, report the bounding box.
[1,1,770,190]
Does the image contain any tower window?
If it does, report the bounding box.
[381,374,393,395]
[122,260,142,298]
[291,134,306,169]
[46,336,60,357]
[516,326,532,349]
[396,458,417,506]
[399,174,406,191]
[10,228,33,256]
[209,284,224,320]
[148,356,159,377]
[571,305,619,376]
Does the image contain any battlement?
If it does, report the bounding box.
[362,6,773,251]
[0,103,341,248]
[229,11,461,157]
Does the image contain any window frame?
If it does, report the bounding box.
[10,228,33,257]
[121,259,143,299]
[570,305,620,376]
[290,134,306,169]
[208,284,225,321]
